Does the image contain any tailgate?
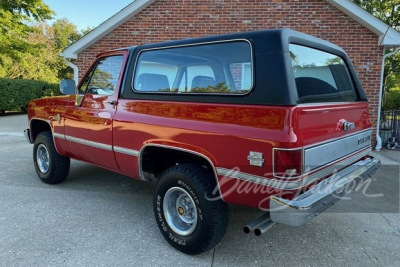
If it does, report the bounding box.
[295,102,373,173]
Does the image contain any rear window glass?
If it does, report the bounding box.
[133,41,253,95]
[290,44,358,103]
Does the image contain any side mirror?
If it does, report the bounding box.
[60,79,76,95]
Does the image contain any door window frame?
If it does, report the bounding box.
[78,50,130,97]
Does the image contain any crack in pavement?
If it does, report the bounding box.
[380,213,400,235]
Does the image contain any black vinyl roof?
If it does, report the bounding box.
[118,28,366,105]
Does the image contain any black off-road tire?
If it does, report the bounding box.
[33,131,70,184]
[153,164,229,255]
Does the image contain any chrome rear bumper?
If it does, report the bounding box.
[270,157,381,227]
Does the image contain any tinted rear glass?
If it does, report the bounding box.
[290,44,358,103]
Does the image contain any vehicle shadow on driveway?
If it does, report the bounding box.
[56,161,400,266]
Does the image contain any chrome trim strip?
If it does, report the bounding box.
[303,128,372,150]
[138,143,224,201]
[297,102,363,107]
[271,128,373,179]
[53,133,64,139]
[304,130,372,171]
[65,135,113,151]
[114,146,139,157]
[302,147,371,188]
[57,134,139,156]
[216,168,302,190]
[29,118,61,154]
[217,148,371,190]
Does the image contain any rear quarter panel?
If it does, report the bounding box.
[113,99,300,208]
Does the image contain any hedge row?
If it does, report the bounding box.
[0,78,60,114]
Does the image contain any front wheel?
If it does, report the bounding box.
[153,164,228,255]
[33,131,70,184]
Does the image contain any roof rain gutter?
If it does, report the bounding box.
[375,46,399,151]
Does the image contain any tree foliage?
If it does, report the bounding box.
[0,17,85,82]
[0,0,54,65]
[52,19,84,80]
[351,0,400,92]
[351,0,400,28]
[0,1,89,83]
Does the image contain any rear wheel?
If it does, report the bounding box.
[153,164,228,255]
[33,131,70,184]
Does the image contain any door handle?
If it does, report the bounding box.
[103,100,117,105]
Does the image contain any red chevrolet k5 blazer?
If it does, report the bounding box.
[25,29,380,254]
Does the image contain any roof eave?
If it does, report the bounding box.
[325,0,400,48]
[379,28,400,48]
[62,0,156,59]
[60,52,77,60]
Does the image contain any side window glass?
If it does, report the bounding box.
[229,63,252,91]
[84,55,125,96]
[79,68,95,93]
[133,41,253,95]
[178,65,215,92]
[135,62,178,92]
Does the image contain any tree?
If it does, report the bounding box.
[0,0,54,65]
[53,18,81,51]
[0,17,85,83]
[351,0,400,28]
[5,22,61,83]
[52,19,84,80]
[351,0,400,92]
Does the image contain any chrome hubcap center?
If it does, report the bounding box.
[36,144,50,173]
[163,187,198,236]
[178,206,185,216]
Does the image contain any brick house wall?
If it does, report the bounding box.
[74,0,382,141]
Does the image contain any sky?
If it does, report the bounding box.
[44,0,134,31]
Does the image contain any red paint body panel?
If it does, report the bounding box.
[113,100,292,172]
[28,95,74,155]
[63,50,130,171]
[111,100,371,209]
[64,94,118,170]
[294,102,372,146]
[28,95,372,209]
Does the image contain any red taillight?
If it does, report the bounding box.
[274,149,303,178]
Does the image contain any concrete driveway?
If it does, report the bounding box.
[0,114,399,266]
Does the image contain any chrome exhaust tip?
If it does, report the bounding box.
[243,213,275,235]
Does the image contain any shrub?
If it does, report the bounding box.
[384,88,400,110]
[0,78,60,113]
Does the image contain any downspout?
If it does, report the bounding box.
[65,59,79,86]
[375,46,399,151]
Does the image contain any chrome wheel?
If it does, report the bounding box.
[36,144,50,173]
[163,187,198,236]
